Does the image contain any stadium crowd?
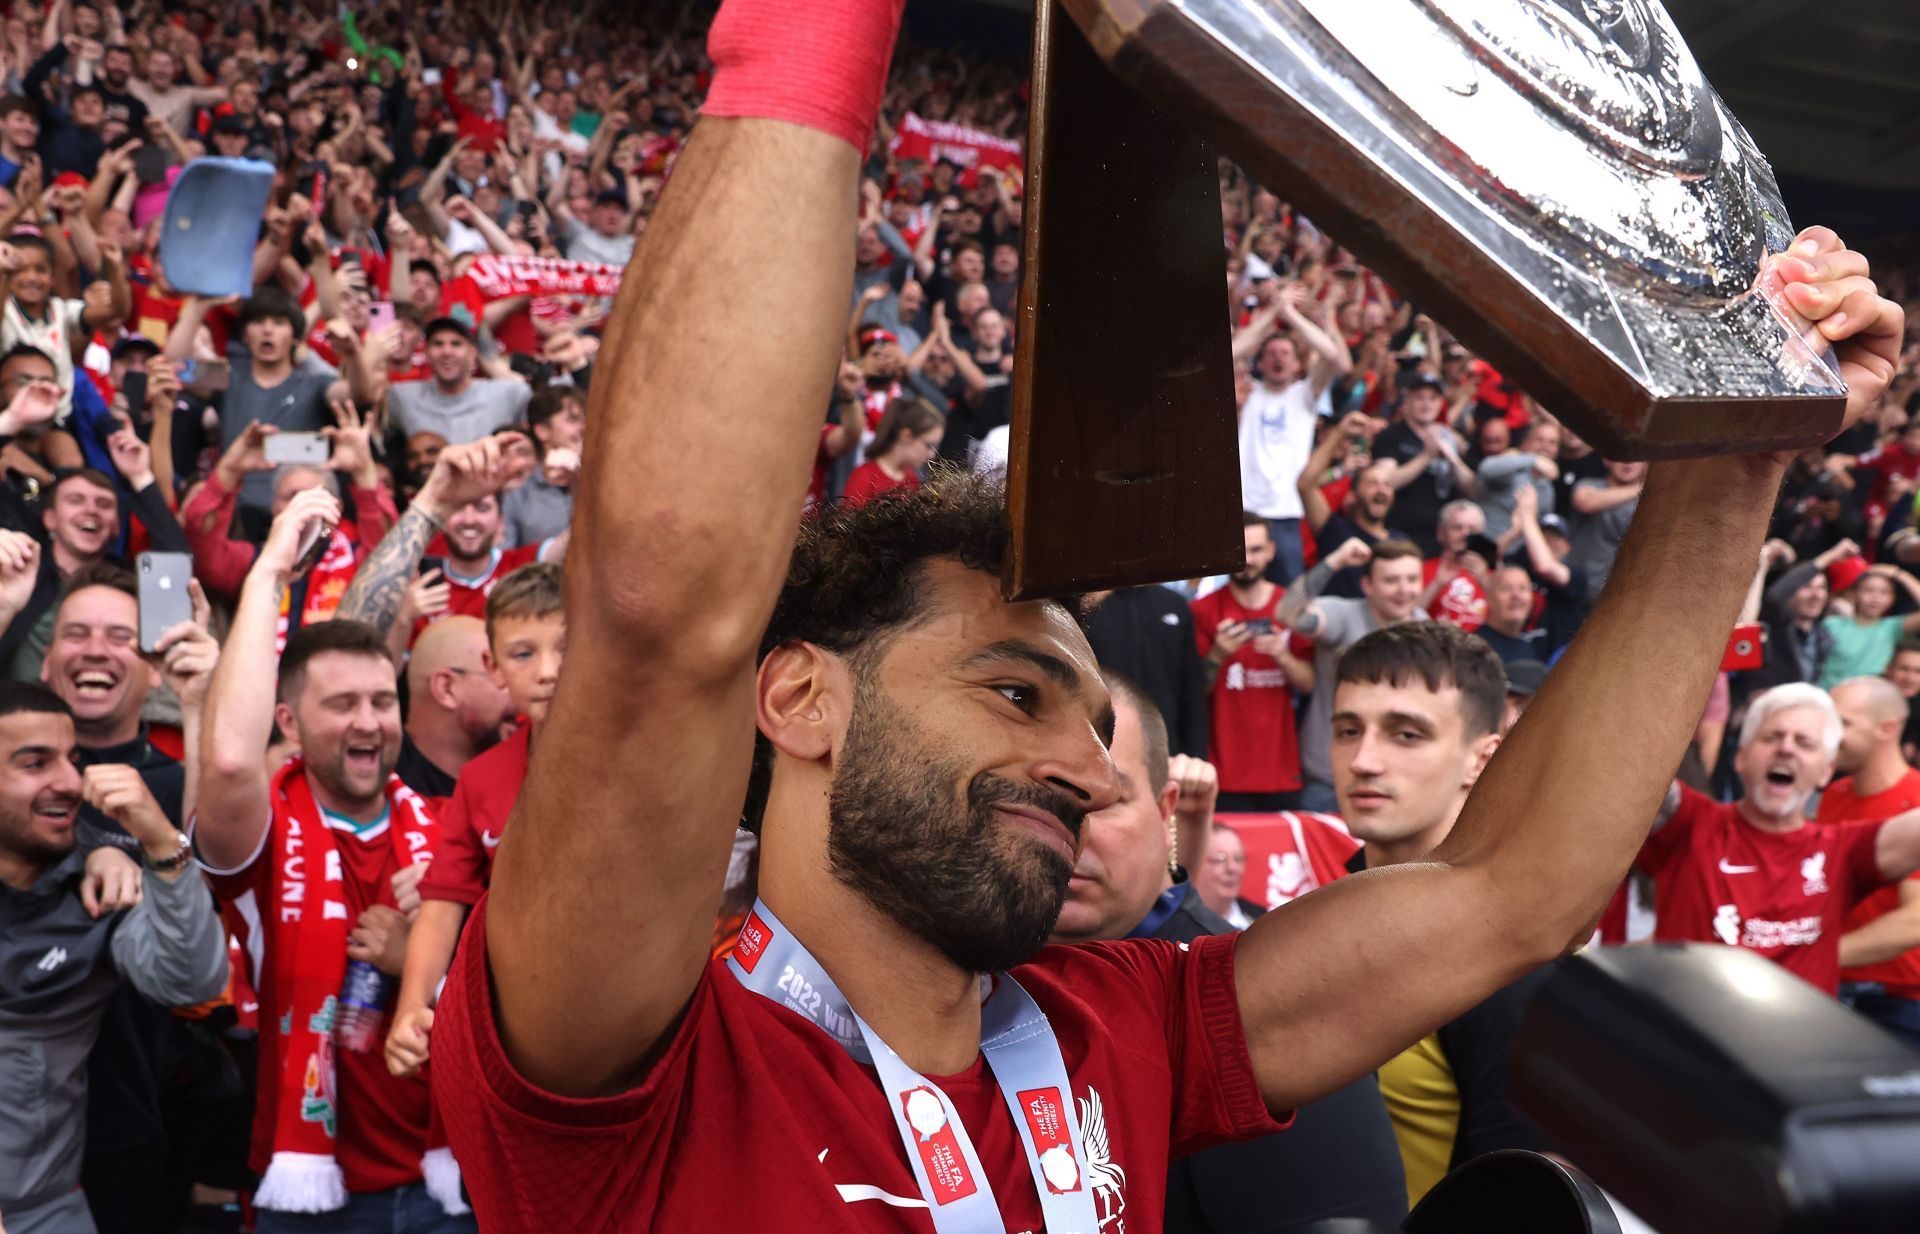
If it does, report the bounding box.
[0,0,1915,1232]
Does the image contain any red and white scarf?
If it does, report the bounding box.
[247,760,440,1213]
[465,253,624,301]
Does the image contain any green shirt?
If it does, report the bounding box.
[1819,614,1906,687]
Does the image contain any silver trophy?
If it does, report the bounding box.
[1061,0,1847,456]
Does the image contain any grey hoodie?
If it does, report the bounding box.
[0,848,228,1216]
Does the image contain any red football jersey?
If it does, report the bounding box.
[1191,585,1307,794]
[1637,786,1889,993]
[205,811,433,1192]
[412,540,544,644]
[435,898,1287,1232]
[1819,768,1920,997]
[417,725,531,907]
[842,461,919,508]
[1420,558,1487,632]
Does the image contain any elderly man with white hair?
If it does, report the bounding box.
[1634,682,1920,993]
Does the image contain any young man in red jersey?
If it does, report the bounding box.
[386,563,565,1080]
[428,1,1907,1228]
[1193,513,1314,811]
[1821,675,1920,1046]
[410,490,567,644]
[1637,682,1920,994]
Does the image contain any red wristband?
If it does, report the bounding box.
[703,0,906,154]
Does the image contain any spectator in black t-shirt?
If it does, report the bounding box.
[1084,587,1211,757]
[1370,373,1477,555]
[1510,483,1590,655]
[1301,415,1413,599]
[1474,566,1545,665]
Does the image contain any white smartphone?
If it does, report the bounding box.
[263,432,331,467]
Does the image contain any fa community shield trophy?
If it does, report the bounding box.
[1059,0,1848,457]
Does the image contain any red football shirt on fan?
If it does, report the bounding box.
[1636,785,1890,992]
[204,809,433,1191]
[1191,585,1307,794]
[842,461,919,508]
[1420,559,1487,632]
[435,898,1287,1231]
[1819,768,1920,997]
[417,725,531,907]
[412,539,544,644]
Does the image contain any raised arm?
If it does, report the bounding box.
[336,432,530,636]
[1233,230,1902,1111]
[194,488,342,870]
[1298,414,1364,533]
[484,75,877,1094]
[1279,538,1371,638]
[1275,282,1351,397]
[1839,878,1920,967]
[1512,483,1570,588]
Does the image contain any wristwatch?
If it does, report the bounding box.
[143,831,196,874]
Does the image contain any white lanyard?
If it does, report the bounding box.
[729,900,1101,1233]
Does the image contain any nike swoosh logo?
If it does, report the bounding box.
[818,1149,928,1209]
[1718,859,1758,874]
[480,831,501,849]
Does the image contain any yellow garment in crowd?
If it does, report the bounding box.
[1377,1032,1460,1206]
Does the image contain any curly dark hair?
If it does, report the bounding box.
[741,465,1088,832]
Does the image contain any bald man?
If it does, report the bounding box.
[397,616,512,800]
[1822,676,1920,1046]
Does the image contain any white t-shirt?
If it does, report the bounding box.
[1237,378,1320,520]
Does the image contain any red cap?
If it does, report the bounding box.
[1827,555,1871,595]
[51,171,88,190]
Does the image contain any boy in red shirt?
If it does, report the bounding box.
[387,563,565,1079]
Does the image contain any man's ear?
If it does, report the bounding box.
[755,642,845,765]
[273,701,298,745]
[428,667,460,711]
[1463,731,1502,792]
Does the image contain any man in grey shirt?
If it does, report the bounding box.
[388,318,532,444]
[170,289,370,516]
[502,388,584,547]
[1279,537,1431,813]
[0,683,227,1234]
[1568,458,1647,593]
[552,190,638,268]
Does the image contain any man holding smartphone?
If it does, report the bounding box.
[34,558,224,1232]
[1194,514,1315,811]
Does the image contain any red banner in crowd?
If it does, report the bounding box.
[1218,813,1360,911]
[465,254,625,301]
[889,112,1023,185]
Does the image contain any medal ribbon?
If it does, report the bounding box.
[729,899,1100,1233]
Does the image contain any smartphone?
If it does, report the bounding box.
[263,432,331,466]
[1243,617,1275,637]
[366,301,397,336]
[1722,623,1766,672]
[119,369,148,418]
[417,555,446,580]
[176,358,231,395]
[137,553,193,653]
[291,518,333,577]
